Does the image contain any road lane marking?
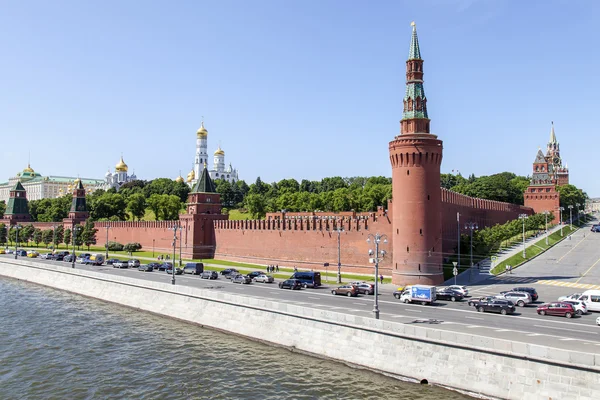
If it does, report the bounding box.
[465,316,483,320]
[405,309,422,312]
[353,302,367,306]
[466,325,480,328]
[527,333,542,336]
[556,234,588,263]
[560,338,577,341]
[575,256,600,284]
[534,325,599,334]
[495,329,512,332]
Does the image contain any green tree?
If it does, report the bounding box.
[244,193,267,219]
[81,220,98,250]
[277,179,300,195]
[89,193,126,220]
[0,223,7,246]
[147,194,162,220]
[73,225,84,249]
[33,228,42,246]
[21,224,35,246]
[8,226,16,246]
[162,195,183,220]
[215,179,235,207]
[558,184,588,219]
[63,228,72,248]
[123,242,142,254]
[126,193,147,221]
[42,229,53,247]
[53,225,64,248]
[0,200,6,219]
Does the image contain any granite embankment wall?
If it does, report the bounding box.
[1,259,598,400]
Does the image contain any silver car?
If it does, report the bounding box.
[498,291,531,307]
[128,259,141,268]
[253,274,274,283]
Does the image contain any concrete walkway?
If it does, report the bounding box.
[444,223,568,286]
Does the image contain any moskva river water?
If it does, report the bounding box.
[0,278,473,399]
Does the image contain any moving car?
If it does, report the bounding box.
[200,270,218,279]
[558,293,582,302]
[537,302,576,318]
[157,262,172,271]
[246,271,264,280]
[165,265,183,275]
[105,258,119,266]
[468,296,495,306]
[183,263,204,275]
[576,290,600,312]
[354,283,374,295]
[394,285,436,305]
[436,288,464,302]
[87,254,105,266]
[27,251,39,258]
[279,279,302,290]
[474,299,516,315]
[40,253,54,260]
[331,285,358,297]
[446,285,469,297]
[597,317,600,326]
[498,291,531,307]
[76,253,91,263]
[0,249,5,254]
[138,264,154,272]
[220,268,239,277]
[128,259,141,268]
[231,274,251,284]
[253,274,274,283]
[112,260,128,268]
[561,300,587,315]
[512,287,539,302]
[63,254,74,262]
[146,262,161,270]
[290,271,321,288]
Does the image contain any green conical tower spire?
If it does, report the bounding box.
[191,163,216,193]
[4,181,31,222]
[408,21,421,60]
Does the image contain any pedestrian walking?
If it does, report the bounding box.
[380,274,384,284]
[293,266,298,273]
[276,265,279,272]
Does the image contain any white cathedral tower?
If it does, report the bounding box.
[187,121,239,186]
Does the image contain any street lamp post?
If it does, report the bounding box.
[105,225,110,259]
[568,205,574,230]
[576,203,581,225]
[464,222,478,267]
[543,211,549,246]
[152,239,155,258]
[367,233,388,320]
[179,226,183,267]
[171,225,178,285]
[456,212,461,269]
[558,207,564,236]
[72,223,80,268]
[335,226,343,284]
[52,224,56,252]
[14,225,22,259]
[518,214,528,258]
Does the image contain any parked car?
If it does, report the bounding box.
[513,287,539,302]
[63,254,74,262]
[446,285,469,297]
[331,285,358,297]
[200,270,218,280]
[468,296,495,306]
[147,262,161,270]
[53,253,64,261]
[27,251,39,258]
[83,258,96,265]
[558,293,582,301]
[166,265,183,275]
[561,300,587,315]
[183,263,204,275]
[436,288,464,302]
[16,250,27,256]
[474,299,516,315]
[290,271,321,288]
[354,283,374,295]
[537,302,576,318]
[246,271,264,280]
[279,279,302,290]
[138,264,154,272]
[128,259,141,268]
[112,260,128,268]
[231,274,252,284]
[105,258,119,265]
[498,291,532,307]
[40,253,54,260]
[253,274,274,283]
[576,290,600,312]
[597,317,600,326]
[76,253,91,263]
[157,262,172,271]
[0,249,5,254]
[220,268,239,277]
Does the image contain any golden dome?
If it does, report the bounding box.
[196,121,208,138]
[175,175,184,183]
[23,164,34,173]
[186,169,195,183]
[214,146,225,156]
[115,156,128,172]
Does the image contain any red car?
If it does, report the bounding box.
[536,302,576,318]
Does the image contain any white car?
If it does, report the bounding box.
[128,259,141,268]
[40,253,54,260]
[447,285,469,297]
[597,317,600,326]
[253,274,274,283]
[558,293,582,301]
[561,300,587,315]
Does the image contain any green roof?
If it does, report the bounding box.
[191,166,216,193]
[408,23,422,60]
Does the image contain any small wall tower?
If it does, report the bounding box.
[63,178,89,226]
[389,22,444,286]
[3,181,31,224]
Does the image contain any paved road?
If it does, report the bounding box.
[3,235,600,355]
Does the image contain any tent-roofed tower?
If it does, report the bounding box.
[3,181,31,224]
[180,164,228,260]
[389,22,444,286]
[64,179,89,225]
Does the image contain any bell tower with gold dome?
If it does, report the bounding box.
[193,121,209,183]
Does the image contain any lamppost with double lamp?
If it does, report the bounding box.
[543,211,550,246]
[568,205,574,230]
[464,222,478,267]
[52,224,57,253]
[367,233,388,320]
[335,226,344,284]
[576,203,581,224]
[72,224,81,268]
[170,225,178,285]
[178,225,183,267]
[456,212,461,269]
[14,225,22,259]
[152,238,155,258]
[104,225,110,259]
[558,206,564,236]
[518,214,528,258]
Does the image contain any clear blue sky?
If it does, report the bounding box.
[1,1,598,197]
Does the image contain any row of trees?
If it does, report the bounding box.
[0,221,98,250]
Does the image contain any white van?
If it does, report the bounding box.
[578,290,600,312]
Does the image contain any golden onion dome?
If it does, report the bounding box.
[175,175,184,183]
[186,169,195,183]
[196,121,208,138]
[115,156,128,172]
[23,163,34,174]
[214,146,225,156]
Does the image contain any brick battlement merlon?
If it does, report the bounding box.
[441,188,533,214]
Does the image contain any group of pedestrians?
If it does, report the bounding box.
[266,264,279,273]
[157,255,170,261]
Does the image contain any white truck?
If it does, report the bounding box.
[393,285,437,305]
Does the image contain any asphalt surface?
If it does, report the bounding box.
[3,221,600,355]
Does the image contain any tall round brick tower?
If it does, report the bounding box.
[389,22,444,286]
